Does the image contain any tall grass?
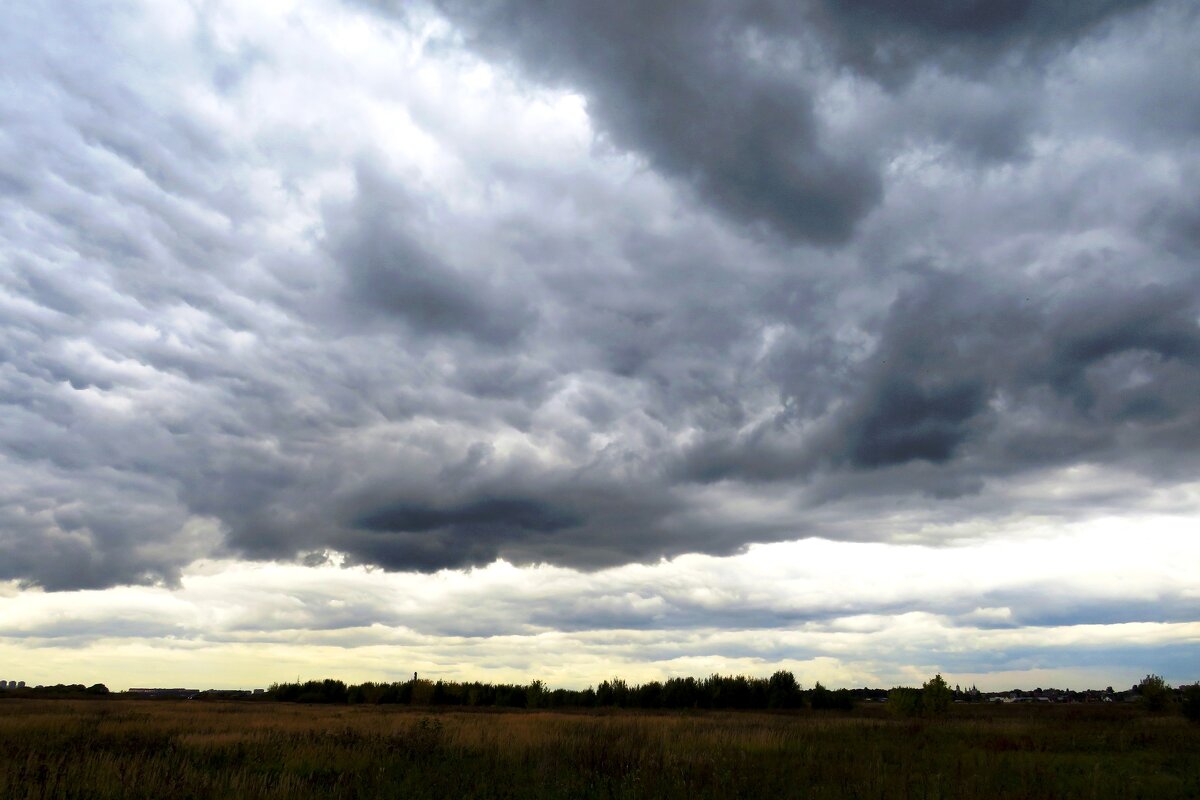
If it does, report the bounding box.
[0,700,1196,799]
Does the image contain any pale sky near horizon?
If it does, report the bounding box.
[1,0,1198,692]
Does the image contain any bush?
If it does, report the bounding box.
[811,682,854,710]
[888,687,923,717]
[887,675,951,717]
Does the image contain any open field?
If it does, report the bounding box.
[1,699,1197,799]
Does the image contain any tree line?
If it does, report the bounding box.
[268,671,858,710]
[265,672,972,712]
[5,672,1196,720]
[264,672,1200,719]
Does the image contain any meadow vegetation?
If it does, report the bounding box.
[1,697,1197,799]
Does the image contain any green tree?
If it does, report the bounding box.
[767,670,801,709]
[1137,674,1171,712]
[527,679,546,709]
[923,674,952,715]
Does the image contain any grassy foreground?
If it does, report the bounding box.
[1,699,1197,799]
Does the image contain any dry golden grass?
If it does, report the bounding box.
[0,699,1197,799]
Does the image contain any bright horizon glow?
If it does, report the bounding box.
[3,513,1197,692]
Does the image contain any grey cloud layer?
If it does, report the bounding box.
[1,0,1199,589]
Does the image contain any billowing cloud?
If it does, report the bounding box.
[0,0,1198,630]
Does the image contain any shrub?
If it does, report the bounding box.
[811,682,854,710]
[888,687,923,717]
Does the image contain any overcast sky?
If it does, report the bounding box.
[1,0,1198,691]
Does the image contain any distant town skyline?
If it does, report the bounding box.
[1,0,1198,691]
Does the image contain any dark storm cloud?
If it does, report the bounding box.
[422,0,881,244]
[0,499,186,592]
[843,377,988,468]
[357,497,579,534]
[409,0,1157,228]
[2,0,1199,590]
[330,166,531,344]
[677,268,1200,494]
[351,496,584,571]
[1037,285,1200,409]
[337,476,761,573]
[801,0,1155,79]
